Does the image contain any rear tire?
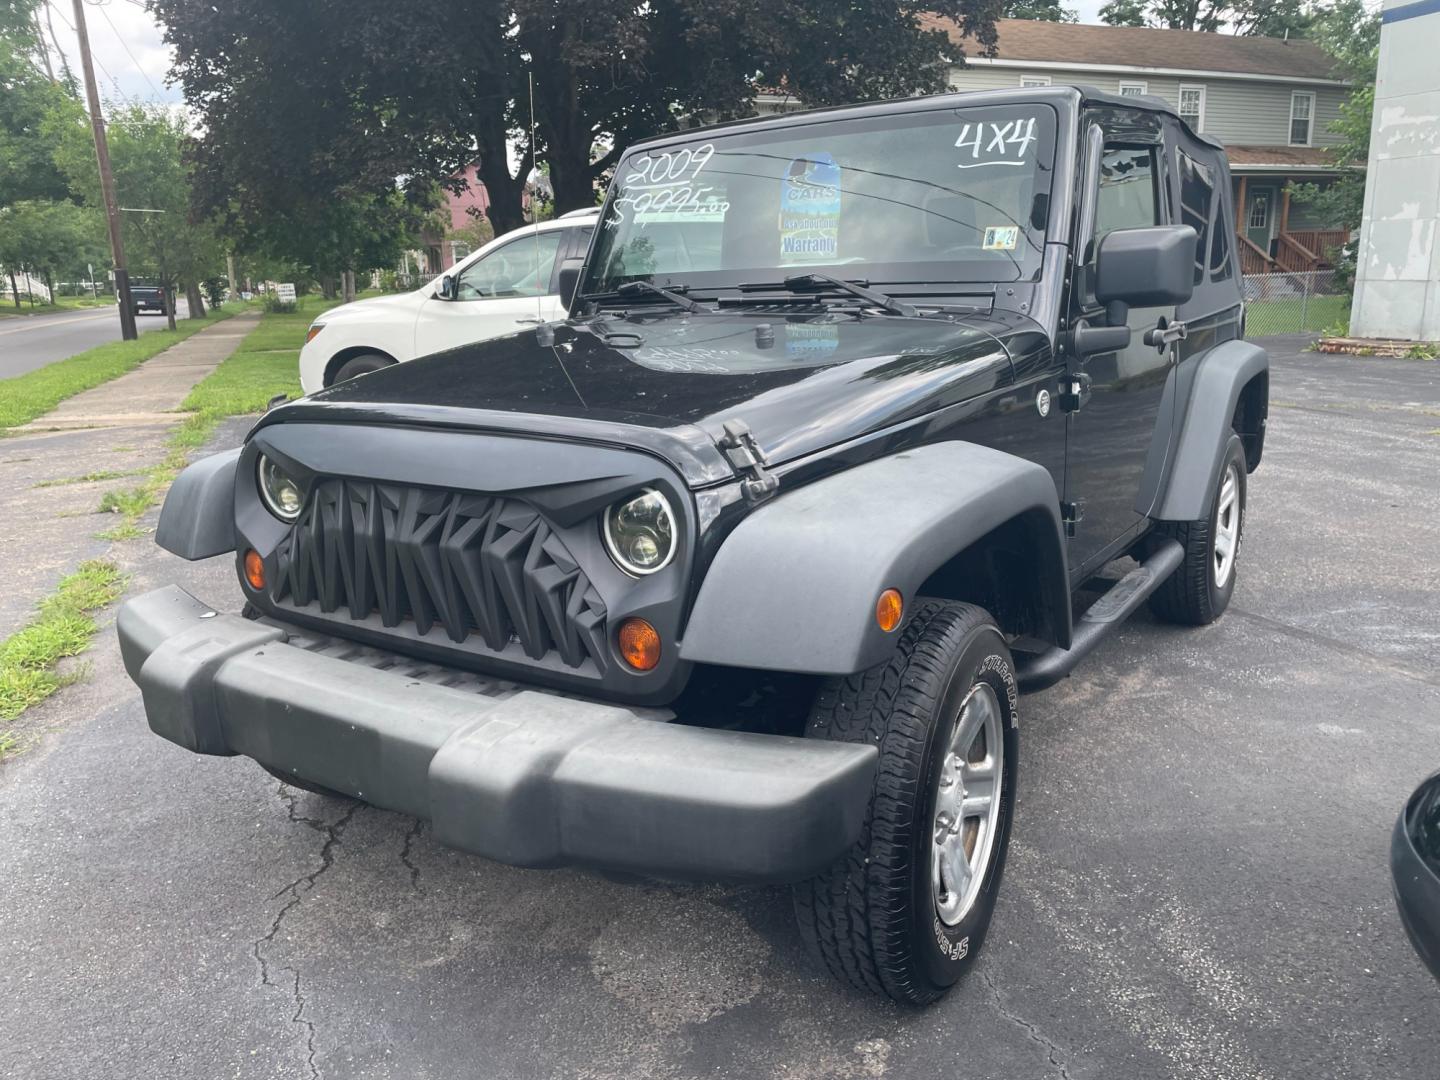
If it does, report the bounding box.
[1149,433,1247,625]
[331,353,395,385]
[793,599,1019,1005]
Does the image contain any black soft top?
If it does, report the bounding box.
[630,83,1221,153]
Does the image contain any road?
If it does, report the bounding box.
[1,339,1438,1079]
[0,300,190,379]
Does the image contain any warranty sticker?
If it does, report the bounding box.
[982,226,1019,251]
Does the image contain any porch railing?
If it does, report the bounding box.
[1286,228,1349,263]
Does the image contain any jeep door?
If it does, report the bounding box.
[1063,118,1179,576]
[414,228,567,356]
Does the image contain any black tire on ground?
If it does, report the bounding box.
[260,764,353,800]
[330,353,395,386]
[1149,433,1248,626]
[793,599,1019,1005]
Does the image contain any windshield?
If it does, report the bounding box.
[587,103,1057,297]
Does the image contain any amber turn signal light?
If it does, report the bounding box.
[304,324,324,343]
[243,549,266,591]
[875,588,903,632]
[617,617,661,671]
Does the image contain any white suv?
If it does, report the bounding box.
[298,209,597,394]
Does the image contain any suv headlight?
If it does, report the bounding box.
[257,454,303,522]
[603,489,676,575]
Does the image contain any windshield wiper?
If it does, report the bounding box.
[779,273,918,318]
[615,280,708,313]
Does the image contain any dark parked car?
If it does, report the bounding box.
[130,284,165,316]
[119,86,1267,1004]
[1393,774,1440,981]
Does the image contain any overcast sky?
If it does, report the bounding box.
[45,0,1111,108]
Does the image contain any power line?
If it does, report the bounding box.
[93,0,166,100]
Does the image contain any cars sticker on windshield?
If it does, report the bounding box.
[780,154,842,263]
[982,226,1020,251]
[953,117,1039,169]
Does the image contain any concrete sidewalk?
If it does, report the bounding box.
[0,312,260,643]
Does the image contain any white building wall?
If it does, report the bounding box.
[1350,0,1440,341]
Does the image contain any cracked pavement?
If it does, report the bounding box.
[1,342,1438,1079]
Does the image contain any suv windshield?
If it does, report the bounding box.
[587,102,1058,297]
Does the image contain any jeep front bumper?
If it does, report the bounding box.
[118,586,877,883]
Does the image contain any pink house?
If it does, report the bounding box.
[419,163,492,272]
[445,162,491,233]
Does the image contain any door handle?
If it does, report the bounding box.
[1142,316,1187,353]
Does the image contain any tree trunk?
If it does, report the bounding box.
[319,274,338,300]
[342,269,356,303]
[9,269,18,309]
[164,283,177,331]
[476,110,529,236]
[186,280,206,318]
[532,22,595,215]
[43,269,54,307]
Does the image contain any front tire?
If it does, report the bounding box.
[793,600,1019,1005]
[330,353,395,386]
[1149,433,1247,625]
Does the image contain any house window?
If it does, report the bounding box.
[1249,193,1270,231]
[1020,75,1051,87]
[1118,81,1148,96]
[1178,85,1205,131]
[1290,91,1315,146]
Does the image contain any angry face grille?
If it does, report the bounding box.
[272,479,609,672]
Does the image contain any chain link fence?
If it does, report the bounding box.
[1242,270,1352,338]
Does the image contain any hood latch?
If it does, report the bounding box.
[718,420,779,503]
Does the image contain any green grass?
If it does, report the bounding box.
[90,299,333,538]
[1244,295,1350,337]
[33,469,139,489]
[0,296,116,319]
[0,560,125,735]
[171,298,337,448]
[0,308,235,431]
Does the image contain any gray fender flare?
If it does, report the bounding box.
[155,447,240,560]
[1153,339,1268,522]
[679,442,1069,676]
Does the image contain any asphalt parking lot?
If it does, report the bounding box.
[1,337,1437,1080]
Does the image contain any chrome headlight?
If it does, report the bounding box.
[257,454,303,522]
[603,489,676,576]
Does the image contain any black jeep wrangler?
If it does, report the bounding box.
[120,86,1266,1005]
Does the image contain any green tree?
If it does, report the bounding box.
[1289,0,1378,284]
[1004,0,1078,21]
[151,0,1006,235]
[50,103,224,327]
[0,199,95,306]
[1098,0,1312,34]
[0,1,82,210]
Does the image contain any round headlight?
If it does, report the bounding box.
[257,454,303,522]
[603,489,676,576]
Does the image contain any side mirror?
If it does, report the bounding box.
[436,273,457,301]
[557,258,584,311]
[1095,225,1197,309]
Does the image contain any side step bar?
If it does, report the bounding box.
[1015,539,1184,693]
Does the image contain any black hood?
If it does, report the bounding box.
[261,310,1020,486]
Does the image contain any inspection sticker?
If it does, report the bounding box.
[982,226,1019,251]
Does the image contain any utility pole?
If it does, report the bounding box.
[72,0,137,341]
